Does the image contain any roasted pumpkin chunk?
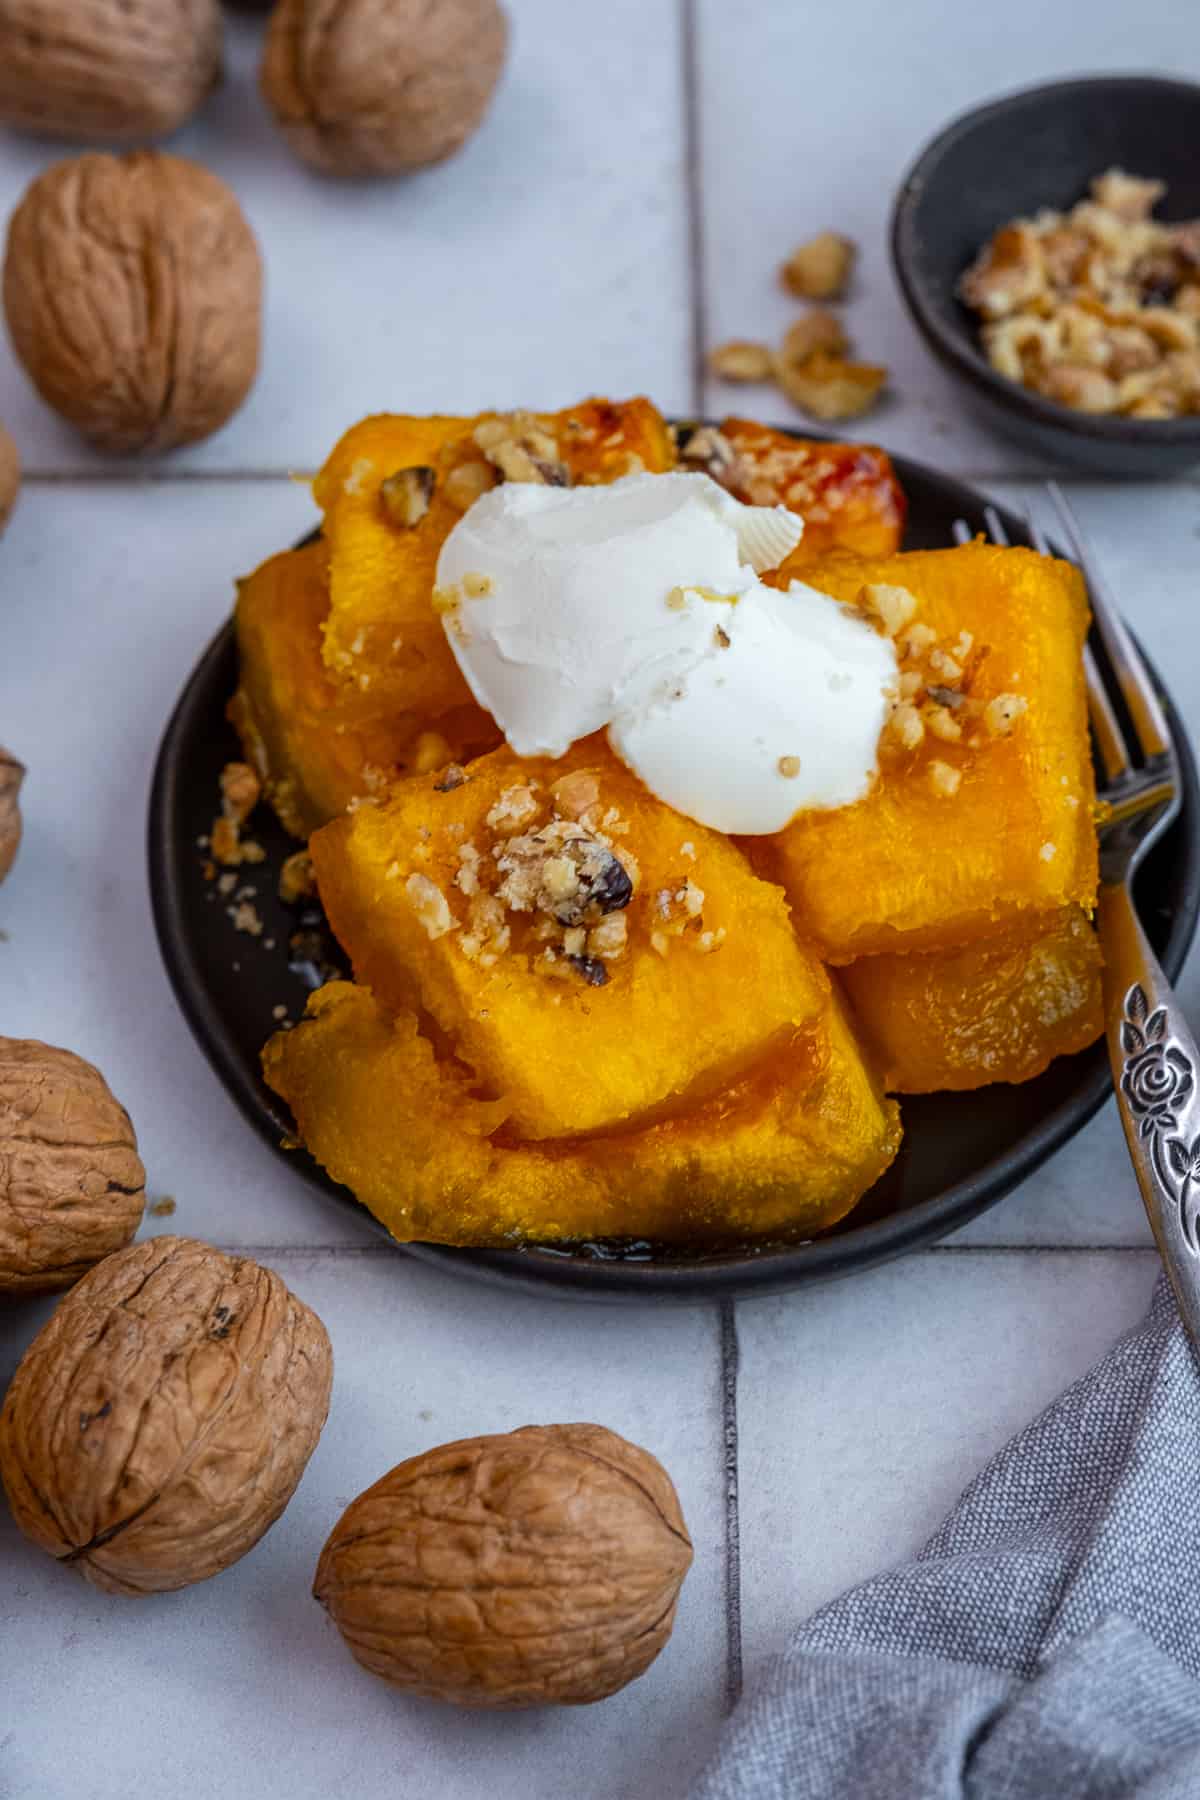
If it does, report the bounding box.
[310,739,828,1139]
[714,417,906,562]
[262,980,901,1247]
[228,543,499,839]
[761,542,1097,960]
[841,907,1104,1093]
[314,397,676,717]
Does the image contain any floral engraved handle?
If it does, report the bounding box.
[1101,877,1200,1352]
[1120,983,1200,1253]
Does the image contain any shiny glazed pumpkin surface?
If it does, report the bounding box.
[761,542,1097,961]
[841,907,1104,1093]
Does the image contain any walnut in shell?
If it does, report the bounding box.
[260,0,509,177]
[0,1236,333,1593]
[314,1422,692,1706]
[0,421,18,532]
[0,747,22,882]
[0,1038,144,1294]
[0,0,222,143]
[2,152,262,454]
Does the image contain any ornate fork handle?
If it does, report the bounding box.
[1102,880,1200,1339]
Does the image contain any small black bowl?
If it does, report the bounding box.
[891,75,1200,476]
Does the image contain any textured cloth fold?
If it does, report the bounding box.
[692,1277,1200,1799]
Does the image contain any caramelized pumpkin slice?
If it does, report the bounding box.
[761,542,1097,960]
[263,980,901,1247]
[314,397,676,717]
[310,739,828,1140]
[229,543,499,839]
[841,907,1103,1093]
[715,417,906,561]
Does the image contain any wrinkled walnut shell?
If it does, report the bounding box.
[0,422,18,532]
[314,1422,692,1707]
[0,747,22,881]
[0,1236,333,1594]
[3,152,262,453]
[0,1038,144,1294]
[260,0,508,177]
[0,0,222,143]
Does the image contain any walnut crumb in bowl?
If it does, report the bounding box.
[891,75,1200,474]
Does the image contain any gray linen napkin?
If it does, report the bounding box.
[690,1275,1200,1799]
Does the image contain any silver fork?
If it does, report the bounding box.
[954,486,1200,1350]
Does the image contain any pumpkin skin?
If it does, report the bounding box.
[262,978,901,1248]
[758,542,1097,961]
[718,417,906,563]
[841,907,1104,1093]
[229,542,498,839]
[313,397,677,720]
[309,739,830,1141]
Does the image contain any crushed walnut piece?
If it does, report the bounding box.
[781,232,856,300]
[707,340,775,382]
[779,308,848,366]
[928,760,962,798]
[443,459,497,513]
[961,168,1200,417]
[486,785,540,835]
[278,850,316,905]
[227,898,264,936]
[775,352,887,422]
[859,582,918,640]
[677,424,740,482]
[379,465,434,528]
[405,872,456,940]
[473,412,571,487]
[495,821,633,926]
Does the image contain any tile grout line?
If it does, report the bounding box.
[718,1298,744,1713]
[679,0,708,415]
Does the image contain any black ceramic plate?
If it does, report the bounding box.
[148,442,1200,1300]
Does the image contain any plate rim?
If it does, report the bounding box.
[146,434,1200,1301]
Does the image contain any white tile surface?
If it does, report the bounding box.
[0,1252,727,1800]
[2,3,1200,1792]
[695,0,1200,476]
[734,1249,1160,1680]
[0,477,378,1249]
[0,0,692,475]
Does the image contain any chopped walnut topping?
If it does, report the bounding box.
[904,621,937,656]
[860,582,918,639]
[210,815,265,867]
[777,755,802,779]
[679,878,705,917]
[443,460,497,513]
[665,586,690,612]
[680,840,696,859]
[551,771,601,820]
[473,413,570,487]
[227,899,263,937]
[928,760,962,798]
[220,761,260,825]
[455,842,482,896]
[780,231,856,300]
[462,571,494,599]
[888,703,925,751]
[708,340,775,382]
[431,586,461,616]
[588,913,628,960]
[678,425,739,481]
[434,764,468,792]
[926,704,963,744]
[459,893,510,965]
[278,850,316,905]
[379,465,434,528]
[495,821,632,926]
[1040,841,1058,862]
[486,785,539,835]
[927,648,963,682]
[715,624,731,648]
[697,927,727,953]
[984,693,1028,737]
[405,873,455,939]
